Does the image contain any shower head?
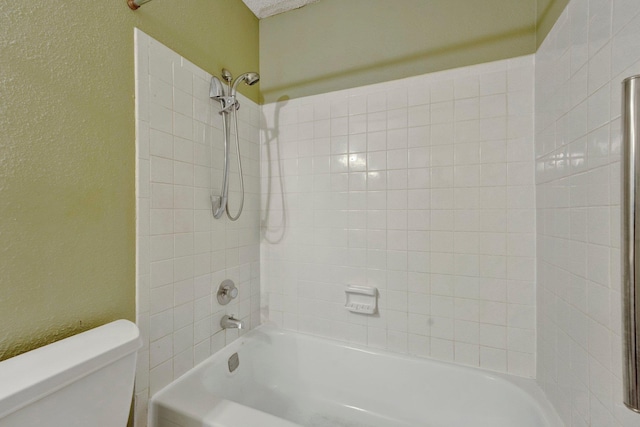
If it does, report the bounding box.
[231,72,260,95]
[221,68,233,83]
[244,72,260,86]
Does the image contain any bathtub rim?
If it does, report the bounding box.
[150,322,564,427]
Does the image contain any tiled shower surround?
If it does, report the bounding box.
[535,0,640,426]
[134,1,640,425]
[134,30,261,426]
[261,56,537,376]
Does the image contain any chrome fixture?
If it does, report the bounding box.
[228,352,240,373]
[217,279,238,306]
[622,75,640,414]
[127,0,153,10]
[221,315,244,330]
[210,68,260,221]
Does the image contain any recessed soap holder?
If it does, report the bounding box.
[345,286,378,314]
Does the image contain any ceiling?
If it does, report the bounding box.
[241,0,320,19]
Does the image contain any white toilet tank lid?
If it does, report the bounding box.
[0,319,141,419]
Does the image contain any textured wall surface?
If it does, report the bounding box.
[0,0,258,360]
[134,30,261,425]
[259,0,537,102]
[535,0,640,425]
[261,55,537,376]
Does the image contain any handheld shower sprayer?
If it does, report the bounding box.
[231,72,260,95]
[209,68,260,221]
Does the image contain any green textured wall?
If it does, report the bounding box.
[537,0,571,47]
[259,0,537,102]
[0,0,258,360]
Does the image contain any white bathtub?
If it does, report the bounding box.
[150,325,563,427]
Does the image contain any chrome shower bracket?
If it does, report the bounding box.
[219,96,240,114]
[211,194,226,219]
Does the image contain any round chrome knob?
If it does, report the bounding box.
[217,279,238,305]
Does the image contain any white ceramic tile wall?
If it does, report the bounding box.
[134,29,261,427]
[535,0,640,425]
[261,56,537,376]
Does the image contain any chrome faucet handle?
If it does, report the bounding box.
[217,279,238,305]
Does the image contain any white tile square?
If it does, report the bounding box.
[149,104,173,135]
[480,71,507,95]
[454,342,479,366]
[408,85,430,106]
[480,347,507,372]
[430,338,454,361]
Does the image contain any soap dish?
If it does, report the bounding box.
[345,286,378,314]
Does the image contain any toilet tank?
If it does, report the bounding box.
[0,320,141,427]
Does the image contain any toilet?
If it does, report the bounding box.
[0,319,141,426]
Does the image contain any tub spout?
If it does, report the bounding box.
[221,315,244,330]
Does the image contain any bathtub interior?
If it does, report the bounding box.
[150,325,562,427]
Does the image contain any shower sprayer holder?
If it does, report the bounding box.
[211,194,226,219]
[218,96,240,114]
